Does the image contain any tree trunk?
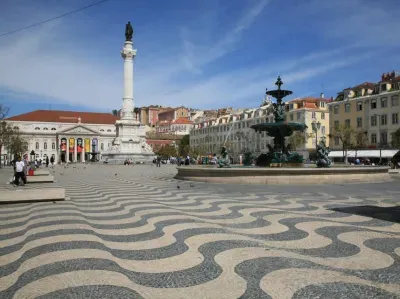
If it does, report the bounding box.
[342,143,348,164]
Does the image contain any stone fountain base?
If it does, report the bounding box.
[175,166,391,185]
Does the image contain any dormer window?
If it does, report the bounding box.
[35,127,40,130]
[289,104,294,110]
[100,129,105,132]
[51,128,56,130]
[381,84,387,92]
[107,129,112,132]
[43,127,48,130]
[320,102,325,108]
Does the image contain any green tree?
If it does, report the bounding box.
[0,105,13,168]
[178,134,190,157]
[133,107,140,121]
[328,123,356,163]
[391,128,400,148]
[287,131,309,150]
[111,109,119,116]
[8,130,28,157]
[156,144,177,157]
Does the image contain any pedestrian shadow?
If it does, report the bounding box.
[330,205,400,223]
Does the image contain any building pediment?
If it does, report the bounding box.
[60,125,98,135]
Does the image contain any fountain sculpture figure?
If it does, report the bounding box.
[218,146,231,168]
[251,76,307,166]
[316,139,332,167]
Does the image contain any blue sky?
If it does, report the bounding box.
[1,0,399,117]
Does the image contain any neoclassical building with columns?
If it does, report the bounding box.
[3,110,127,163]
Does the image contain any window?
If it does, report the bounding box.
[392,113,399,124]
[312,112,316,119]
[44,142,47,150]
[321,112,325,120]
[100,129,104,132]
[381,97,387,108]
[52,142,55,149]
[320,102,325,108]
[381,84,387,91]
[380,132,388,145]
[334,106,339,114]
[35,127,40,130]
[356,117,362,127]
[345,104,351,113]
[43,127,48,130]
[381,114,387,126]
[100,143,104,150]
[334,137,339,145]
[297,112,301,120]
[334,120,339,128]
[107,129,112,132]
[51,128,56,131]
[391,95,399,107]
[289,104,294,110]
[321,126,325,135]
[371,115,377,126]
[357,102,363,111]
[13,126,19,130]
[345,119,350,126]
[371,133,377,144]
[371,100,377,109]
[290,114,293,121]
[35,142,39,149]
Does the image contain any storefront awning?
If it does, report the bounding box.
[328,149,399,158]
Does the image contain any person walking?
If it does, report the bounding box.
[50,155,55,167]
[14,156,27,186]
[156,156,161,167]
[46,156,49,168]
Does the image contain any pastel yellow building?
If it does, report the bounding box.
[285,95,331,159]
[328,71,400,151]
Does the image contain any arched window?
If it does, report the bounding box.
[52,142,55,149]
[100,129,104,132]
[100,143,104,150]
[35,127,40,130]
[51,128,56,131]
[43,127,48,130]
[13,126,19,130]
[35,142,39,149]
[107,129,111,132]
[44,142,47,149]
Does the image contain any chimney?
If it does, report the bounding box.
[320,92,324,98]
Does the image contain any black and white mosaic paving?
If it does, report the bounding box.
[0,164,399,299]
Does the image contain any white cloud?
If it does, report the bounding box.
[180,0,272,73]
[0,0,398,113]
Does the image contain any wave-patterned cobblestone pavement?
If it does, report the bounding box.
[0,164,399,299]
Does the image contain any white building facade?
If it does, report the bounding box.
[2,110,124,164]
[190,103,274,162]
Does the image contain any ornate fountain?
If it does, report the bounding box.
[251,76,307,166]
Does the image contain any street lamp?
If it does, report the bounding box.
[374,114,382,164]
[311,120,321,153]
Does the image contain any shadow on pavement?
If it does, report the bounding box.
[330,205,400,223]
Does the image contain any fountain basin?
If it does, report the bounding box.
[175,166,391,185]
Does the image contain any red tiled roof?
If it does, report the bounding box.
[353,82,375,89]
[6,110,120,125]
[173,117,193,124]
[289,97,331,103]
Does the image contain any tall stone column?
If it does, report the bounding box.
[66,138,69,163]
[121,41,137,121]
[82,142,85,163]
[74,139,77,162]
